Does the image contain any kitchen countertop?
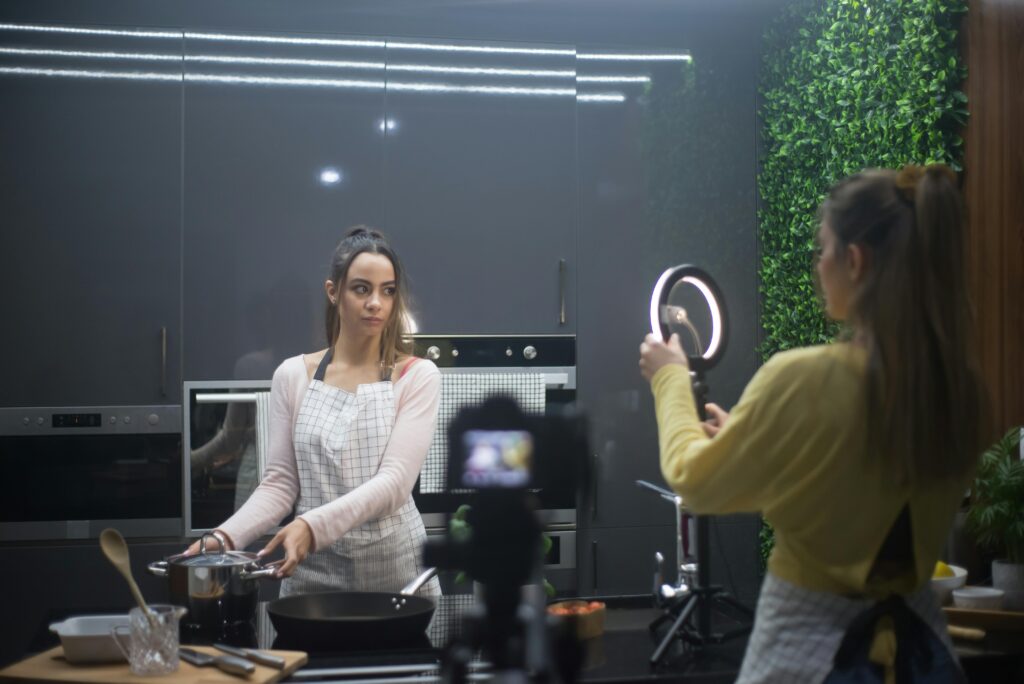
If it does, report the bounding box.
[13,594,1020,683]
[259,595,750,683]
[265,594,1023,684]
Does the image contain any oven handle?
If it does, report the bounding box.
[194,393,263,403]
[545,372,569,388]
[434,369,573,390]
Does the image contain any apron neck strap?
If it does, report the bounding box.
[314,349,333,381]
[316,348,393,383]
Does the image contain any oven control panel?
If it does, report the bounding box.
[412,335,575,368]
[0,405,181,434]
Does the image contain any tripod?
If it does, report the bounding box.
[640,371,753,666]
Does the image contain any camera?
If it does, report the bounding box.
[434,395,588,587]
[424,395,590,682]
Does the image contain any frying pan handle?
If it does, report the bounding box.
[147,560,169,577]
[400,567,438,596]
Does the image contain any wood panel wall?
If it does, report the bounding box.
[964,0,1024,433]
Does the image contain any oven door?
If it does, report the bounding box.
[184,380,286,536]
[0,406,182,541]
[410,361,579,591]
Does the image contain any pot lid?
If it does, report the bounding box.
[172,549,257,567]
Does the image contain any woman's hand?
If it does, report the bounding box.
[702,402,730,438]
[258,518,314,577]
[639,333,689,382]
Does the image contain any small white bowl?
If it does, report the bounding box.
[49,614,129,664]
[952,586,1005,611]
[929,565,967,605]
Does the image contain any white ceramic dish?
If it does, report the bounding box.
[952,586,1005,611]
[49,614,130,664]
[929,565,967,606]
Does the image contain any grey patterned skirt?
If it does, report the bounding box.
[736,573,964,684]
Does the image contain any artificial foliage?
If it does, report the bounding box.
[757,0,968,567]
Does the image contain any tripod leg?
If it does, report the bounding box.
[650,594,698,666]
[716,593,755,618]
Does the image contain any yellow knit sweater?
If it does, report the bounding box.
[651,344,970,597]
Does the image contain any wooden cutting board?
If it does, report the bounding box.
[0,645,307,684]
[944,606,1024,632]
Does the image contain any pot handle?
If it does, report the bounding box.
[199,530,228,556]
[239,559,284,581]
[147,560,169,578]
[401,567,438,596]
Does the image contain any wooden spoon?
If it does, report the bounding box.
[99,528,158,628]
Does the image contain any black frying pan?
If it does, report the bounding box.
[266,568,437,649]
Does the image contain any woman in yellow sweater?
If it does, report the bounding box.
[639,165,990,683]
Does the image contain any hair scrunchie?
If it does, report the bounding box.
[895,163,957,203]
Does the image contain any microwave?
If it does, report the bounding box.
[0,406,182,541]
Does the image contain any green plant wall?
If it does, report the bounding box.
[757,0,968,567]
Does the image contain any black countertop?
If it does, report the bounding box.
[253,594,1023,684]
[257,595,749,683]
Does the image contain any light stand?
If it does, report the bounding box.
[643,265,753,666]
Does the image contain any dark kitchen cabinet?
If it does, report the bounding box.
[0,540,187,668]
[576,56,687,530]
[0,28,183,406]
[579,518,760,608]
[181,31,387,382]
[580,525,676,595]
[381,40,577,335]
[574,48,763,599]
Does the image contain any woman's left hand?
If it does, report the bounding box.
[639,333,689,382]
[258,518,314,577]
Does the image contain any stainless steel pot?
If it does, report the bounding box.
[147,531,279,644]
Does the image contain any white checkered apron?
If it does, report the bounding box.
[737,573,963,684]
[280,357,440,599]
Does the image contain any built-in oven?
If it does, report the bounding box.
[410,334,578,591]
[183,381,275,536]
[181,336,579,589]
[0,406,182,541]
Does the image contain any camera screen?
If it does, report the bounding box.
[461,430,533,488]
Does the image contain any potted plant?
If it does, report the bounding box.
[966,426,1024,611]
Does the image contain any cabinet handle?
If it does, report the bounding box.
[592,540,598,591]
[558,258,566,325]
[591,452,599,522]
[160,326,167,397]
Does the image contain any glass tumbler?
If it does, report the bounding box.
[111,604,187,676]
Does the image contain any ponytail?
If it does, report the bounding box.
[821,165,990,483]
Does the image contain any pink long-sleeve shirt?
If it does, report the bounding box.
[217,354,441,552]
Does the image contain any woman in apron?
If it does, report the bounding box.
[639,165,991,682]
[187,226,441,598]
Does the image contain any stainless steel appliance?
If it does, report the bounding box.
[410,334,578,591]
[0,406,182,540]
[181,337,579,589]
[183,381,273,536]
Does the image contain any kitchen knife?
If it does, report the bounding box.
[213,642,287,670]
[179,647,255,677]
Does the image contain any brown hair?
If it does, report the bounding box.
[820,165,990,483]
[324,226,413,372]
